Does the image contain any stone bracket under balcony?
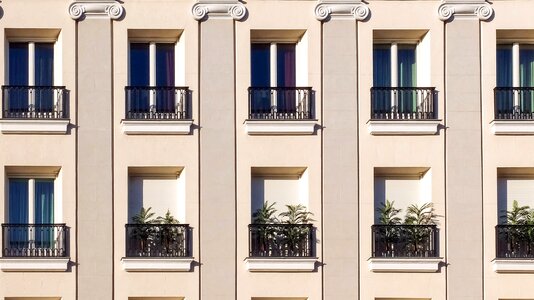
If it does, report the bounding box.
[0,119,70,134]
[490,120,534,135]
[367,120,441,135]
[245,257,317,272]
[244,120,317,135]
[367,257,443,273]
[121,120,193,135]
[0,258,70,272]
[121,257,194,272]
[492,259,534,273]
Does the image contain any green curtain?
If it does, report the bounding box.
[398,45,416,113]
[34,179,54,248]
[520,46,534,112]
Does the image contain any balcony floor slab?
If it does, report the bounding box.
[492,259,534,273]
[121,120,193,135]
[490,120,534,135]
[368,257,443,273]
[121,257,194,272]
[367,120,441,135]
[0,119,70,134]
[245,257,317,272]
[244,120,317,135]
[0,257,70,272]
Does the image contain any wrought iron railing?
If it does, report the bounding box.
[125,86,189,120]
[496,225,534,258]
[2,223,67,257]
[371,87,436,120]
[248,87,313,120]
[2,86,68,119]
[494,87,534,119]
[125,224,191,257]
[371,225,438,258]
[249,224,314,257]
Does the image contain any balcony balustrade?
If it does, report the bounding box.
[371,87,436,120]
[248,87,313,120]
[125,86,189,120]
[2,86,67,119]
[494,87,534,119]
[249,224,314,257]
[496,225,534,258]
[1,223,67,257]
[371,225,438,258]
[125,224,191,258]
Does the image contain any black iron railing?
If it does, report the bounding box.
[494,87,534,119]
[248,87,313,120]
[372,225,438,258]
[496,225,534,258]
[371,87,436,120]
[2,223,67,257]
[249,224,314,257]
[2,86,68,119]
[125,86,189,120]
[125,224,191,257]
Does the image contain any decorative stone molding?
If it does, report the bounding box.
[0,119,70,134]
[493,259,534,273]
[438,1,493,22]
[191,1,246,21]
[245,258,317,272]
[121,120,193,135]
[244,120,317,135]
[68,1,124,20]
[368,258,443,273]
[0,258,70,272]
[490,120,534,135]
[367,120,442,135]
[314,1,369,21]
[121,258,194,272]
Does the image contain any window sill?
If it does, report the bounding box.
[121,257,194,272]
[490,120,534,135]
[368,120,441,135]
[0,257,69,272]
[492,259,534,273]
[0,119,69,134]
[367,257,443,273]
[245,257,317,272]
[121,119,193,135]
[244,120,317,135]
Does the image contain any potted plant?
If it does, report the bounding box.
[278,204,315,256]
[251,201,278,256]
[403,202,439,257]
[131,207,158,256]
[156,210,182,256]
[376,200,402,256]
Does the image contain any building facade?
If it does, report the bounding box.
[0,0,532,299]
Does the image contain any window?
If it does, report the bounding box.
[371,30,434,120]
[126,42,187,119]
[4,174,65,257]
[248,30,311,120]
[495,43,534,118]
[4,41,65,119]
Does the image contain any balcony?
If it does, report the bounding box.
[122,224,193,272]
[122,86,193,134]
[368,87,440,135]
[246,224,316,272]
[491,88,534,134]
[245,87,316,135]
[0,86,69,134]
[0,223,69,271]
[493,225,534,273]
[369,225,441,273]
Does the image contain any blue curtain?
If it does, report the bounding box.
[35,43,54,112]
[373,45,391,114]
[129,43,150,112]
[520,46,534,112]
[251,43,271,113]
[34,180,54,248]
[8,43,29,112]
[8,179,29,248]
[496,45,513,113]
[155,44,175,112]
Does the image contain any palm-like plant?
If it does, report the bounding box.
[404,202,439,257]
[252,201,278,224]
[502,200,532,257]
[157,210,182,256]
[503,200,530,225]
[279,204,315,256]
[252,202,278,256]
[377,200,402,225]
[131,207,158,255]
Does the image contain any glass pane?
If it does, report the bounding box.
[156,44,175,112]
[130,43,150,86]
[9,179,29,223]
[497,45,513,87]
[35,43,55,111]
[373,45,391,87]
[520,45,534,87]
[9,43,28,85]
[277,43,296,87]
[251,43,270,87]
